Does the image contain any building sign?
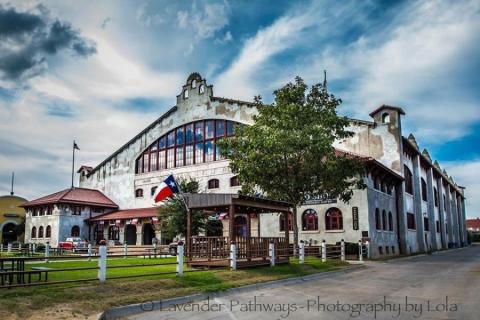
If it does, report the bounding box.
[303,195,337,205]
[352,207,359,230]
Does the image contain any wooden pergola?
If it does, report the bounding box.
[185,193,292,268]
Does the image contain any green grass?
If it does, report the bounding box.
[0,256,347,319]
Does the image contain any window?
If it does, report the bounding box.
[325,208,343,230]
[31,227,36,238]
[46,225,51,238]
[388,211,393,231]
[373,178,379,190]
[230,176,240,187]
[38,226,44,238]
[32,208,38,216]
[191,79,197,88]
[407,213,416,230]
[436,220,440,233]
[183,89,188,99]
[279,213,293,232]
[392,246,395,254]
[382,113,390,123]
[375,208,381,230]
[424,216,429,231]
[302,209,318,231]
[47,206,53,215]
[109,226,119,240]
[176,147,184,166]
[72,206,81,216]
[151,186,158,196]
[135,188,143,198]
[205,140,214,162]
[234,216,247,237]
[167,148,175,168]
[39,207,45,216]
[434,187,439,207]
[208,179,219,189]
[421,178,427,201]
[404,166,413,194]
[199,84,205,94]
[443,194,446,210]
[382,210,387,230]
[71,225,80,237]
[379,246,383,255]
[386,246,390,254]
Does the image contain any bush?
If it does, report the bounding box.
[36,244,45,252]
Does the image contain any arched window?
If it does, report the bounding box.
[208,179,219,189]
[279,212,293,231]
[375,208,381,230]
[151,186,157,197]
[191,79,197,88]
[135,120,239,174]
[230,176,240,187]
[31,226,37,238]
[388,212,393,231]
[183,89,188,99]
[404,166,413,194]
[421,178,427,201]
[234,216,247,237]
[434,187,439,207]
[38,226,44,238]
[109,226,119,240]
[382,210,387,230]
[382,113,390,123]
[71,225,80,237]
[135,188,143,198]
[46,225,52,238]
[199,84,205,94]
[325,208,343,230]
[302,209,318,231]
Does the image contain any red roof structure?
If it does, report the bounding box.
[88,207,158,221]
[466,218,480,231]
[21,187,118,209]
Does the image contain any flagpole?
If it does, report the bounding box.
[71,140,75,188]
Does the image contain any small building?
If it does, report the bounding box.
[0,195,28,245]
[466,218,480,233]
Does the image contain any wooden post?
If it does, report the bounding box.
[284,211,290,261]
[186,209,192,262]
[246,214,251,262]
[228,205,235,244]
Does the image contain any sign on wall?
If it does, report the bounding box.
[303,195,337,205]
[352,207,359,230]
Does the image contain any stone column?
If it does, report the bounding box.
[412,155,426,252]
[396,183,408,254]
[437,177,448,249]
[461,197,468,246]
[444,184,453,246]
[456,195,465,246]
[450,189,460,246]
[136,224,143,246]
[426,168,437,251]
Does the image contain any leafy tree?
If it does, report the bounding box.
[218,76,365,251]
[157,178,208,239]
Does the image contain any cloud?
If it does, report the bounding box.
[136,2,165,27]
[214,30,232,45]
[176,0,230,39]
[0,4,96,83]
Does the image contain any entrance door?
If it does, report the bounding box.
[143,223,155,245]
[234,216,247,237]
[125,224,137,245]
[1,223,17,244]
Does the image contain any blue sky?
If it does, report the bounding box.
[0,0,479,217]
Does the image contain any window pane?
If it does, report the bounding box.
[205,140,214,162]
[136,158,143,173]
[176,127,184,145]
[216,120,225,137]
[167,131,175,147]
[205,120,214,139]
[185,124,194,144]
[215,143,224,160]
[227,121,234,136]
[176,147,184,167]
[143,153,149,172]
[195,122,203,141]
[185,145,194,165]
[159,150,166,169]
[159,137,166,149]
[150,152,158,171]
[167,149,175,168]
[150,141,158,151]
[195,142,204,164]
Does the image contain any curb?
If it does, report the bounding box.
[97,264,366,320]
[381,245,470,263]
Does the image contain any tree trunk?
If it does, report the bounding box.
[292,206,299,257]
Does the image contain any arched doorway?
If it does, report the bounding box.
[143,223,155,245]
[234,216,247,237]
[125,224,137,245]
[2,223,17,244]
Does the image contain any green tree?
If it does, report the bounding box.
[157,178,207,239]
[218,76,365,251]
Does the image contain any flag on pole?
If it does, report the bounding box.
[74,141,80,150]
[153,175,180,203]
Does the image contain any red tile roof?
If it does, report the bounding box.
[88,207,158,221]
[21,188,118,208]
[466,218,480,230]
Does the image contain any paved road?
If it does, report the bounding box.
[128,245,480,320]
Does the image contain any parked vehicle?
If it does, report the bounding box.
[58,237,87,251]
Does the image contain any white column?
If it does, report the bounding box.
[321,240,326,262]
[341,239,345,261]
[269,241,275,267]
[98,245,107,283]
[359,240,363,262]
[365,240,371,259]
[176,244,184,276]
[7,243,12,253]
[230,242,237,270]
[299,241,305,264]
[44,243,50,263]
[88,243,92,261]
[123,243,128,259]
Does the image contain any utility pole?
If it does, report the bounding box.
[10,172,14,195]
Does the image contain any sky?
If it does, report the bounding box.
[0,0,479,217]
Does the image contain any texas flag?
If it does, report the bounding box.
[153,175,180,203]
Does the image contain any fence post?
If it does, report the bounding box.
[299,241,305,264]
[365,240,370,259]
[7,242,12,253]
[98,244,107,283]
[341,239,345,261]
[176,242,184,276]
[230,241,237,270]
[88,243,92,261]
[33,243,36,254]
[321,240,326,262]
[153,242,157,258]
[269,240,275,267]
[358,240,363,262]
[123,243,128,259]
[45,242,50,263]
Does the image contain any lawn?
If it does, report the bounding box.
[0,256,347,320]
